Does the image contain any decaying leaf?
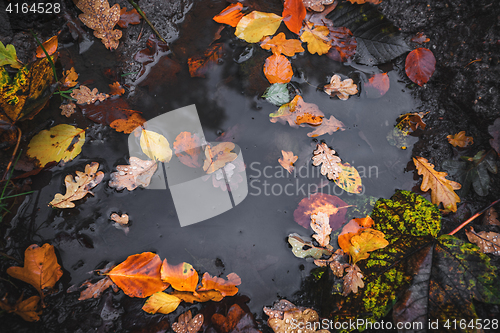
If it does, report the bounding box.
[188,43,224,78]
[0,41,22,68]
[140,129,172,163]
[174,132,202,168]
[314,249,349,277]
[235,11,283,43]
[35,35,59,58]
[27,124,86,167]
[160,260,199,292]
[203,142,238,174]
[349,228,389,264]
[172,310,204,333]
[483,207,500,226]
[213,3,244,27]
[282,0,306,35]
[326,25,357,62]
[117,7,141,28]
[263,299,297,320]
[61,67,79,88]
[465,227,500,256]
[300,22,331,55]
[109,157,158,191]
[342,264,364,296]
[294,193,349,230]
[269,95,324,127]
[395,111,427,133]
[413,156,461,212]
[0,294,42,322]
[323,74,358,100]
[302,0,335,12]
[142,292,181,314]
[78,276,118,300]
[197,272,241,297]
[260,33,304,57]
[310,212,332,247]
[109,82,125,96]
[267,304,329,333]
[306,115,345,137]
[411,32,430,44]
[288,234,332,259]
[50,162,104,208]
[278,150,298,174]
[60,103,76,117]
[7,244,63,300]
[110,213,129,225]
[447,131,473,147]
[263,54,293,84]
[405,48,436,86]
[110,112,146,134]
[170,290,224,303]
[76,0,122,50]
[70,85,108,104]
[334,162,362,194]
[312,142,342,181]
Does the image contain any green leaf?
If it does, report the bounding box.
[262,83,290,106]
[0,41,21,68]
[288,233,331,259]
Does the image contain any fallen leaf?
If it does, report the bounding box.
[140,129,172,163]
[342,264,364,296]
[326,26,357,62]
[312,142,342,181]
[283,0,306,34]
[395,111,427,133]
[405,48,436,86]
[337,217,374,255]
[109,82,125,96]
[314,249,349,277]
[0,294,42,322]
[293,193,349,230]
[262,83,290,106]
[142,292,181,314]
[71,85,108,104]
[81,97,146,132]
[211,304,253,333]
[0,41,22,68]
[117,7,141,28]
[173,310,204,333]
[288,234,332,259]
[110,113,146,134]
[300,22,331,55]
[307,115,345,137]
[107,252,169,298]
[465,227,500,256]
[302,0,335,12]
[483,207,500,227]
[109,157,158,191]
[188,43,224,78]
[203,142,238,174]
[363,73,390,98]
[27,124,86,167]
[50,162,104,208]
[311,212,332,247]
[197,272,241,297]
[411,32,430,44]
[235,11,283,43]
[61,67,79,88]
[78,276,118,300]
[160,260,199,292]
[213,3,244,27]
[170,290,224,303]
[269,95,324,127]
[260,33,304,57]
[488,118,500,156]
[413,156,461,212]
[110,213,129,225]
[347,0,381,4]
[349,228,389,264]
[334,162,362,194]
[447,131,473,148]
[263,54,293,84]
[323,74,358,100]
[60,103,76,117]
[263,299,297,319]
[173,132,202,168]
[76,0,122,50]
[7,244,63,300]
[278,150,298,174]
[35,35,59,58]
[267,305,328,333]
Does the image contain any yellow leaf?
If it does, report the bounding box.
[334,162,362,194]
[235,11,283,43]
[413,156,461,212]
[140,129,172,162]
[349,228,389,264]
[300,22,331,55]
[142,292,181,314]
[27,124,86,167]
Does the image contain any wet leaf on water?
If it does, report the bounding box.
[203,142,238,174]
[363,73,389,98]
[188,43,224,78]
[27,124,86,167]
[140,129,172,163]
[288,234,332,259]
[71,85,108,104]
[411,32,430,44]
[282,0,306,35]
[109,81,125,96]
[117,7,141,28]
[49,162,104,208]
[0,294,42,322]
[172,310,204,333]
[260,33,304,57]
[173,132,202,168]
[405,48,436,86]
[7,244,63,300]
[294,193,349,230]
[307,115,345,137]
[76,0,122,50]
[160,260,199,292]
[311,212,332,248]
[342,264,364,296]
[278,150,298,174]
[78,276,118,301]
[323,74,358,100]
[142,292,181,314]
[263,299,297,319]
[483,207,500,227]
[198,272,241,297]
[110,213,129,225]
[267,305,328,333]
[300,22,331,55]
[465,227,500,256]
[395,111,427,133]
[413,156,461,212]
[211,303,257,333]
[107,252,169,298]
[262,83,290,106]
[235,11,283,43]
[314,249,349,277]
[108,157,158,191]
[270,95,324,127]
[312,142,342,181]
[488,117,500,155]
[61,67,79,89]
[302,0,335,13]
[170,290,224,303]
[263,54,293,84]
[35,34,59,58]
[213,3,244,27]
[0,41,22,68]
[60,102,76,117]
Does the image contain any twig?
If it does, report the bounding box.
[126,0,167,43]
[1,128,22,181]
[448,199,500,235]
[465,58,482,68]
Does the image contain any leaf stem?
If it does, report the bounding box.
[448,199,500,235]
[126,0,167,43]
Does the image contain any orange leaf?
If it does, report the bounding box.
[78,276,118,300]
[173,132,202,168]
[0,294,42,322]
[213,3,244,27]
[61,67,78,89]
[76,0,122,50]
[307,115,345,137]
[405,48,436,86]
[447,131,473,148]
[7,244,63,299]
[110,113,146,134]
[170,290,224,303]
[188,43,224,78]
[260,33,304,57]
[109,82,125,96]
[282,0,306,35]
[36,35,58,58]
[364,73,390,98]
[107,252,169,298]
[347,0,381,4]
[278,150,298,174]
[203,142,238,174]
[263,54,293,84]
[269,95,324,127]
[338,216,374,254]
[160,260,199,292]
[117,7,141,28]
[197,272,241,297]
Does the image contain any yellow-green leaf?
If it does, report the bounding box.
[235,11,283,43]
[0,41,22,68]
[334,162,363,194]
[142,292,181,314]
[27,124,86,167]
[140,129,172,162]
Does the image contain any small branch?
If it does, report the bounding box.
[126,0,167,43]
[448,199,500,235]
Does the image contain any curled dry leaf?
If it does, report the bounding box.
[174,132,202,168]
[71,85,108,104]
[203,142,238,174]
[324,74,358,100]
[293,193,349,230]
[117,7,141,28]
[270,95,324,127]
[78,276,118,300]
[302,0,335,12]
[109,82,125,96]
[76,0,122,50]
[260,33,304,57]
[213,3,244,27]
[312,142,342,181]
[465,227,500,256]
[447,131,473,148]
[109,157,158,191]
[0,294,42,322]
[307,115,345,137]
[173,310,204,333]
[110,213,129,225]
[300,22,331,55]
[235,11,283,43]
[50,162,104,208]
[405,48,436,86]
[197,272,241,296]
[140,129,172,163]
[310,212,332,247]
[142,292,181,314]
[342,264,364,296]
[278,150,298,174]
[160,260,199,292]
[61,67,78,88]
[60,103,76,117]
[263,54,293,84]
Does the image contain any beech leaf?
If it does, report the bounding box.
[35,35,58,58]
[213,3,244,27]
[405,48,436,86]
[142,292,181,314]
[334,162,362,194]
[140,129,172,163]
[260,33,304,57]
[282,0,306,35]
[262,83,290,106]
[108,157,158,191]
[160,260,199,292]
[263,54,293,84]
[363,73,390,98]
[235,11,283,43]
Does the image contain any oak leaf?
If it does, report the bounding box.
[213,3,244,27]
[170,290,224,303]
[310,212,332,247]
[173,310,204,333]
[263,299,297,319]
[50,162,104,208]
[323,74,358,100]
[61,67,78,88]
[109,82,125,95]
[263,54,293,84]
[35,35,59,58]
[7,244,63,300]
[109,157,158,191]
[349,228,389,264]
[413,156,461,212]
[447,131,473,148]
[342,264,364,296]
[0,41,22,68]
[174,132,202,168]
[160,260,199,292]
[278,150,298,174]
[203,142,238,174]
[283,0,306,35]
[110,213,129,225]
[107,252,169,298]
[0,294,42,322]
[60,103,76,117]
[293,193,349,230]
[142,292,181,314]
[235,11,283,43]
[405,48,436,86]
[306,115,345,137]
[260,33,304,57]
[300,22,331,55]
[76,0,122,50]
[269,95,324,127]
[78,276,119,300]
[465,227,500,256]
[302,0,335,12]
[71,85,108,104]
[312,142,342,180]
[140,129,172,163]
[197,272,241,297]
[334,162,362,194]
[117,7,141,28]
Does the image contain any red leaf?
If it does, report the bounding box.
[405,48,436,86]
[117,7,141,28]
[364,73,390,98]
[283,0,306,35]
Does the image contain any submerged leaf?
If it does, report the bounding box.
[270,95,324,127]
[0,295,41,322]
[197,272,241,297]
[294,193,348,230]
[117,7,141,28]
[173,132,202,168]
[78,276,118,301]
[307,115,345,137]
[188,43,224,78]
[288,234,332,259]
[203,142,238,174]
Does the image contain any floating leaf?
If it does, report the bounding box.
[262,83,290,106]
[363,73,390,98]
[282,0,306,34]
[342,264,364,296]
[160,260,199,292]
[173,132,202,168]
[260,33,304,57]
[117,7,141,28]
[278,150,298,174]
[300,22,331,55]
[110,213,129,225]
[61,67,78,88]
[289,233,333,258]
[323,74,358,100]
[465,227,500,256]
[0,41,22,68]
[294,193,349,230]
[71,85,108,104]
[311,212,332,247]
[235,11,283,43]
[110,112,146,134]
[60,103,76,117]
[203,142,238,174]
[213,3,244,27]
[173,310,204,333]
[170,290,224,303]
[76,0,122,50]
[405,48,436,86]
[142,292,181,314]
[109,157,158,191]
[0,295,41,322]
[35,35,58,58]
[334,162,362,194]
[349,228,389,264]
[140,129,172,163]
[338,216,374,254]
[188,43,224,78]
[109,82,125,96]
[197,272,241,297]
[27,124,86,167]
[307,115,345,137]
[302,0,335,12]
[312,142,342,181]
[263,54,293,84]
[270,95,324,127]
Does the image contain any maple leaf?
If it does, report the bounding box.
[70,85,108,104]
[76,0,122,50]
[61,67,79,88]
[278,150,298,174]
[140,129,172,163]
[109,157,158,191]
[117,7,141,28]
[465,227,500,256]
[349,228,389,264]
[160,260,199,292]
[342,264,364,296]
[142,292,181,314]
[288,234,332,258]
[0,41,22,68]
[269,95,324,127]
[78,276,119,300]
[108,82,125,96]
[307,115,345,137]
[260,33,304,57]
[49,162,104,208]
[110,213,129,225]
[283,0,306,35]
[198,272,241,297]
[235,11,283,43]
[7,244,63,301]
[405,48,436,86]
[323,74,358,100]
[0,294,42,322]
[263,53,293,84]
[60,103,76,117]
[173,310,204,333]
[302,0,335,12]
[188,43,224,78]
[27,124,86,167]
[300,22,331,55]
[294,193,349,230]
[312,142,342,181]
[213,3,244,27]
[447,131,473,147]
[203,142,238,174]
[413,156,461,212]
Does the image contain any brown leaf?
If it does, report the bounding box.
[203,142,238,174]
[488,118,500,155]
[76,0,122,50]
[110,213,129,225]
[263,299,297,320]
[78,276,118,300]
[109,82,125,96]
[109,157,158,191]
[61,67,78,88]
[197,272,241,297]
[278,150,298,174]
[326,26,357,62]
[269,95,324,128]
[447,131,473,148]
[117,7,141,28]
[260,33,304,57]
[312,142,342,181]
[71,85,108,105]
[310,212,332,247]
[342,264,364,296]
[465,227,500,256]
[50,162,104,208]
[411,32,430,44]
[173,132,202,168]
[170,290,224,303]
[109,113,146,134]
[323,74,358,100]
[302,0,335,13]
[211,304,247,333]
[307,115,345,137]
[60,103,76,117]
[293,193,349,230]
[268,306,327,333]
[188,43,224,78]
[314,249,349,277]
[0,294,42,322]
[263,54,293,84]
[483,207,500,227]
[173,310,204,333]
[396,112,427,133]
